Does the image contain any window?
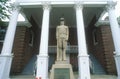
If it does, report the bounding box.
[29,29,34,46]
[0,26,6,42]
[92,29,98,45]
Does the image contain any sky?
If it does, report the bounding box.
[4,0,120,21]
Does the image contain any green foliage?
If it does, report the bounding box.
[0,0,11,21]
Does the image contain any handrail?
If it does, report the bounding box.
[89,58,94,74]
[48,45,95,73]
[48,45,78,53]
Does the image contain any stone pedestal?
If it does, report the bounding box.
[50,61,74,79]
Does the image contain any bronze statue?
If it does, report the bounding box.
[56,18,69,61]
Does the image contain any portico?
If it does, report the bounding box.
[0,0,120,79]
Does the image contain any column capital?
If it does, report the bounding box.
[12,2,21,12]
[42,2,51,10]
[106,1,117,11]
[74,1,83,10]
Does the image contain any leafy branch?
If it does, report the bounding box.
[0,0,12,21]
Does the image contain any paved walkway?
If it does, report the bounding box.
[10,74,117,79]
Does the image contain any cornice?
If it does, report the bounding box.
[74,1,83,10]
[95,20,110,27]
[95,19,120,27]
[42,1,51,10]
[105,1,117,11]
[1,21,32,28]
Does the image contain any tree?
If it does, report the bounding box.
[0,0,11,21]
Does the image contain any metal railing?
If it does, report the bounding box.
[48,45,78,53]
[89,58,95,74]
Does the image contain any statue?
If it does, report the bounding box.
[56,18,69,61]
[50,18,74,79]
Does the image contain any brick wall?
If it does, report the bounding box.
[100,26,116,74]
[11,26,34,74]
[91,25,117,74]
[10,16,42,75]
[86,16,116,74]
[95,27,106,69]
[87,25,116,74]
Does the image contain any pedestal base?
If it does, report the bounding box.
[114,54,120,79]
[50,61,74,79]
[0,54,13,79]
[78,55,90,79]
[36,55,49,79]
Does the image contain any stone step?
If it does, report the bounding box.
[10,75,34,79]
[91,75,117,79]
[10,75,117,79]
[89,53,106,74]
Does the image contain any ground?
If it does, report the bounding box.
[10,72,117,79]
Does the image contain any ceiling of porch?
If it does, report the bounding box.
[23,6,104,28]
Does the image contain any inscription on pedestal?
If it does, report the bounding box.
[54,68,70,79]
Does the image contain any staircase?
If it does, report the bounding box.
[10,74,117,79]
[10,75,34,79]
[22,55,37,75]
[89,53,106,74]
[21,53,106,75]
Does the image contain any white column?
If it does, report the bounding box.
[75,3,90,79]
[0,5,20,79]
[36,3,50,79]
[107,1,120,78]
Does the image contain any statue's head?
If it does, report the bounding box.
[60,17,65,25]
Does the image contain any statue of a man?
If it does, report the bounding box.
[56,18,69,61]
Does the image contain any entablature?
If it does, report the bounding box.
[16,0,110,8]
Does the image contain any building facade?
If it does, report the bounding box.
[0,0,120,79]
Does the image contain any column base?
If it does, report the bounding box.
[78,55,91,79]
[0,54,13,79]
[114,54,120,79]
[36,55,49,79]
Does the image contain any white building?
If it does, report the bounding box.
[0,0,120,79]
